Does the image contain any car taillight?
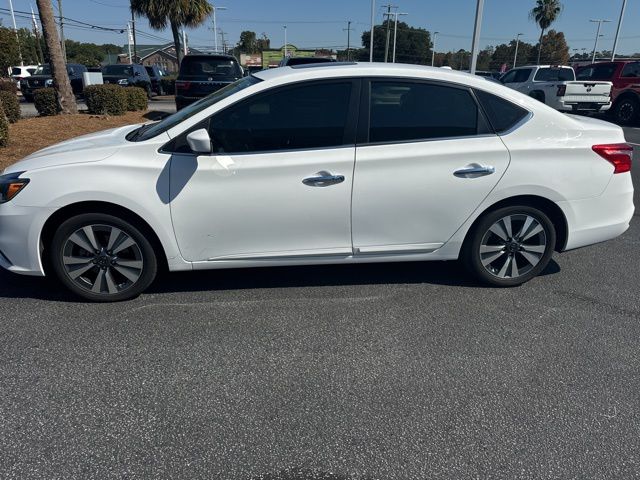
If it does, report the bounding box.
[592,143,633,174]
[175,80,191,91]
[556,84,566,96]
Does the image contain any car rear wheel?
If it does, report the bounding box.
[463,206,556,287]
[50,213,158,302]
[612,97,639,125]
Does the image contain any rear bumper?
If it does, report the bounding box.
[559,173,634,251]
[0,203,55,276]
[556,99,612,112]
[175,95,203,110]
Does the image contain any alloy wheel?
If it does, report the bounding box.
[61,224,144,295]
[479,214,547,279]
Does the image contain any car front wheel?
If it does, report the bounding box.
[50,213,158,302]
[463,206,556,287]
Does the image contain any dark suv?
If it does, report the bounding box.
[175,54,243,110]
[20,63,87,101]
[102,64,152,95]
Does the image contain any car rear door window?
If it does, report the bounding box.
[474,89,530,134]
[576,64,616,81]
[209,81,353,153]
[368,81,483,143]
[502,68,532,83]
[621,62,640,78]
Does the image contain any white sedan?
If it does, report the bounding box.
[0,63,634,301]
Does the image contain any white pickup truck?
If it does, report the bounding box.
[499,65,613,113]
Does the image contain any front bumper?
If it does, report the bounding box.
[0,203,56,276]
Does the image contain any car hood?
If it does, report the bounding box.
[4,124,142,174]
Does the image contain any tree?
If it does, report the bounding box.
[35,0,77,114]
[491,40,534,70]
[359,21,431,65]
[131,0,212,66]
[530,0,563,65]
[256,33,270,52]
[530,29,569,65]
[0,27,21,76]
[237,31,258,54]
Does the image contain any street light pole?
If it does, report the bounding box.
[469,0,484,75]
[7,0,23,65]
[369,0,375,62]
[283,25,287,58]
[513,33,523,68]
[431,31,439,67]
[392,11,407,63]
[212,5,227,53]
[611,0,627,61]
[57,0,67,62]
[590,19,611,64]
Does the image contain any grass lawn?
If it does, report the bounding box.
[1,111,155,171]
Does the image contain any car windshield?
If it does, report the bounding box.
[179,57,241,79]
[129,75,261,142]
[34,65,51,75]
[576,64,617,81]
[103,65,134,76]
[534,68,575,81]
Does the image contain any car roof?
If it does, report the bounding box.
[183,54,237,60]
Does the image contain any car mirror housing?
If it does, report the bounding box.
[186,129,213,154]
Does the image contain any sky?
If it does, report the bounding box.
[1,0,638,56]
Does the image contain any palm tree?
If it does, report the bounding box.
[35,0,77,114]
[130,0,212,66]
[530,0,563,65]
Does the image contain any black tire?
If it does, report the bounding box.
[50,213,158,302]
[462,206,556,287]
[612,97,640,125]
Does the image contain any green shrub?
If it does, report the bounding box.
[0,81,17,94]
[160,75,176,95]
[84,84,127,116]
[125,86,148,111]
[33,88,60,116]
[0,91,20,123]
[0,105,8,148]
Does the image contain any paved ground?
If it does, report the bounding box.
[0,128,638,479]
[19,96,177,118]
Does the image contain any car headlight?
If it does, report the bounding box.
[45,79,53,87]
[118,79,129,85]
[0,172,30,204]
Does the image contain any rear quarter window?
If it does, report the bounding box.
[475,89,530,134]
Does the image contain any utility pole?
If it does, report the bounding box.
[130,7,137,62]
[127,22,133,64]
[469,0,484,74]
[212,5,227,52]
[513,33,523,68]
[182,28,188,57]
[382,4,396,63]
[391,11,407,63]
[8,0,23,65]
[431,31,438,67]
[590,19,611,64]
[57,0,66,62]
[343,21,353,61]
[611,0,627,61]
[283,25,287,57]
[369,0,375,62]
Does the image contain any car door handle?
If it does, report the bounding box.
[454,164,496,178]
[302,171,345,187]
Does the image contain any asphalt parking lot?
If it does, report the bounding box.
[0,128,638,480]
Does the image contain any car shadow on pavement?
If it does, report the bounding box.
[0,258,561,302]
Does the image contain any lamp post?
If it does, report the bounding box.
[212,5,227,52]
[283,25,288,58]
[431,31,439,67]
[369,0,375,62]
[469,0,485,75]
[590,19,611,64]
[391,11,408,63]
[513,33,523,68]
[611,0,627,61]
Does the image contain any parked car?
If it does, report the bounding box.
[20,64,87,101]
[278,57,337,67]
[499,65,612,113]
[576,61,640,125]
[102,64,152,95]
[145,65,166,95]
[175,54,243,110]
[0,64,633,301]
[9,65,39,89]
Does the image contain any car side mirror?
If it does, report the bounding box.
[186,129,212,154]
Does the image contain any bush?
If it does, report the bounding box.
[0,105,8,148]
[84,84,127,116]
[125,86,148,111]
[160,75,176,95]
[0,91,20,123]
[34,88,61,116]
[0,80,17,94]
